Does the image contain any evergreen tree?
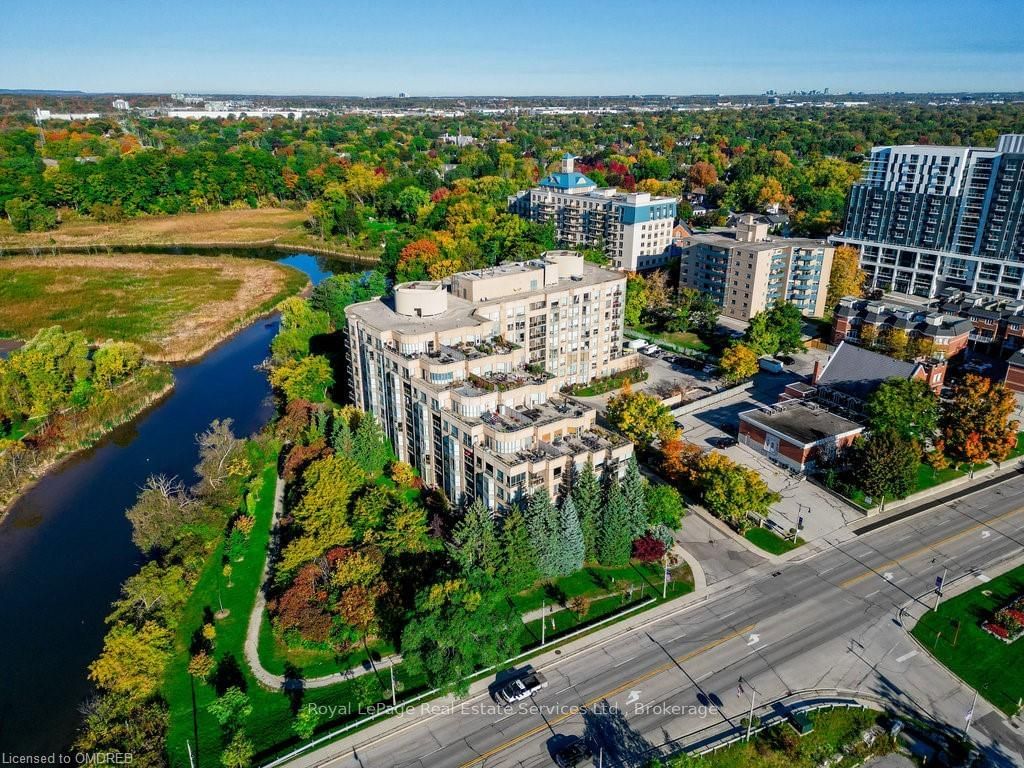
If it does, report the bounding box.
[598,477,633,567]
[352,415,392,476]
[555,496,585,576]
[450,499,499,576]
[526,490,560,579]
[498,504,538,593]
[572,459,601,562]
[621,455,648,539]
[330,414,354,455]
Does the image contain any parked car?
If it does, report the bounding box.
[553,737,594,767]
[963,361,993,374]
[642,345,661,355]
[712,436,737,449]
[496,671,548,703]
[701,364,717,375]
[758,357,784,373]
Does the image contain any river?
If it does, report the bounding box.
[0,252,352,754]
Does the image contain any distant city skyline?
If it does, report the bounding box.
[2,0,1023,96]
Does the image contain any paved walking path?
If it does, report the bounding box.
[243,474,402,690]
[243,476,715,691]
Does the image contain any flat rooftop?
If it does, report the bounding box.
[685,229,829,251]
[740,402,863,445]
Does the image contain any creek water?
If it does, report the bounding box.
[0,252,355,753]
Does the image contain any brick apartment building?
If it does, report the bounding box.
[831,296,972,358]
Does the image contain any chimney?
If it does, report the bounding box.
[812,360,822,384]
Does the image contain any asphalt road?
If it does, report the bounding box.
[286,477,1024,768]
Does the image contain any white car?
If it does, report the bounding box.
[496,671,548,703]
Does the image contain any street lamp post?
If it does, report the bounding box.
[662,553,670,599]
[964,689,979,738]
[739,677,758,741]
[541,599,546,646]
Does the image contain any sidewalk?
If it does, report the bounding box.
[245,476,716,691]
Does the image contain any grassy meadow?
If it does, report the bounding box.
[0,254,308,360]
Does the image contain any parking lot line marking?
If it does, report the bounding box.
[895,650,918,663]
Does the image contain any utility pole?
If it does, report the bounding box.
[186,740,195,768]
[390,664,397,707]
[934,567,947,612]
[964,689,979,738]
[739,677,758,741]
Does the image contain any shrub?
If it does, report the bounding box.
[632,534,667,563]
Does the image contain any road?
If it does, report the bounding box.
[284,476,1024,768]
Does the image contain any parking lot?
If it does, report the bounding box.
[574,346,726,413]
[675,370,865,542]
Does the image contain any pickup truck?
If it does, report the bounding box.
[496,671,548,703]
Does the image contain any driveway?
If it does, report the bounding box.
[676,371,865,541]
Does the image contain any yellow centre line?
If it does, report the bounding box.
[457,624,756,768]
[839,504,1024,589]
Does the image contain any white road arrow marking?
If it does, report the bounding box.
[747,633,761,646]
[981,530,991,539]
[625,690,641,705]
[883,572,895,581]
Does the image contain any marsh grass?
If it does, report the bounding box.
[0,254,307,360]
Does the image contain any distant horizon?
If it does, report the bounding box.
[5,88,1024,100]
[3,0,1023,97]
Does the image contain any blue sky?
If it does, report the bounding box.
[2,0,1022,95]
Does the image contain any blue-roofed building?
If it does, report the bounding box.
[509,154,678,271]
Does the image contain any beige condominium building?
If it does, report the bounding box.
[678,214,835,321]
[344,251,637,510]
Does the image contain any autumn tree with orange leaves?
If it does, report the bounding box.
[942,374,1020,470]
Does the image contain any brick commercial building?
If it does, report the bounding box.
[678,214,834,321]
[344,251,637,510]
[831,296,972,358]
[738,400,864,472]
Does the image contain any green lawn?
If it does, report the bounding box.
[508,562,691,616]
[659,707,889,768]
[163,460,426,768]
[568,368,648,396]
[911,564,1024,716]
[842,459,990,510]
[625,326,711,354]
[256,609,395,679]
[745,527,804,555]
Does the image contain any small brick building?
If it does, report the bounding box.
[738,401,864,472]
[1005,349,1024,393]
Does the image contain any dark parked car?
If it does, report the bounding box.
[712,436,737,449]
[553,737,594,767]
